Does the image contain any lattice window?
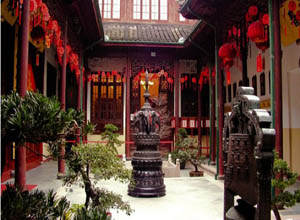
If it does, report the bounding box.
[91,73,123,133]
[99,0,120,19]
[133,0,168,21]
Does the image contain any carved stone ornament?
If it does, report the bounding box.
[128,70,166,197]
[223,87,275,220]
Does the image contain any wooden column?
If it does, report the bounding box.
[16,0,30,188]
[209,63,216,164]
[274,0,283,158]
[174,60,180,139]
[218,69,224,178]
[197,80,202,155]
[125,57,131,158]
[58,20,67,177]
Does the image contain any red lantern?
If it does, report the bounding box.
[57,46,64,57]
[255,41,269,51]
[245,13,252,22]
[192,77,197,84]
[218,43,236,61]
[180,77,185,83]
[247,20,265,43]
[288,0,296,11]
[248,5,258,17]
[296,10,300,21]
[102,72,106,78]
[35,0,42,7]
[262,14,269,25]
[30,0,37,12]
[41,3,50,21]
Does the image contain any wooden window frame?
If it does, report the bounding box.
[99,0,121,20]
[133,0,169,21]
[91,73,123,134]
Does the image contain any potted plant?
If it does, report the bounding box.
[171,128,191,169]
[188,148,206,177]
[271,151,300,220]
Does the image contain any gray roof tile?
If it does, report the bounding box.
[103,22,194,43]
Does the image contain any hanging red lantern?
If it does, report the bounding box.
[57,46,64,57]
[184,75,188,81]
[35,0,42,7]
[30,0,37,12]
[288,0,296,12]
[262,14,269,25]
[41,3,50,21]
[192,77,197,84]
[247,20,265,43]
[245,13,252,22]
[180,77,185,83]
[296,10,300,21]
[218,43,237,62]
[66,45,71,55]
[30,25,45,42]
[248,5,258,17]
[255,41,269,51]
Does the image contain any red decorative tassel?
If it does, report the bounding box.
[36,54,39,66]
[16,2,19,17]
[257,53,262,72]
[226,70,231,85]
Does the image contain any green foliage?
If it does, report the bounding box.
[72,207,111,220]
[82,121,96,136]
[272,151,300,208]
[1,184,70,220]
[100,124,122,154]
[63,124,133,216]
[1,91,76,146]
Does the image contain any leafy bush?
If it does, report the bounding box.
[63,124,133,216]
[1,91,81,146]
[1,184,70,220]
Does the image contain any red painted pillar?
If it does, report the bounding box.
[16,0,30,188]
[58,20,67,177]
[198,80,202,155]
[274,0,283,159]
[218,70,224,178]
[125,57,131,158]
[174,61,180,140]
[211,82,216,164]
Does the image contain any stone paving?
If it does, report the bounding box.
[3,160,300,220]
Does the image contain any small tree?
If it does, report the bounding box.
[272,152,300,220]
[63,124,133,217]
[1,91,77,176]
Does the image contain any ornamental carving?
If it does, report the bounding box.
[223,87,275,220]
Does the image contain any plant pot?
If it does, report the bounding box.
[189,171,204,177]
[180,161,186,169]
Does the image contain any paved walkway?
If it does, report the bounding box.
[3,160,300,220]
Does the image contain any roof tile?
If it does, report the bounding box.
[103,22,194,43]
